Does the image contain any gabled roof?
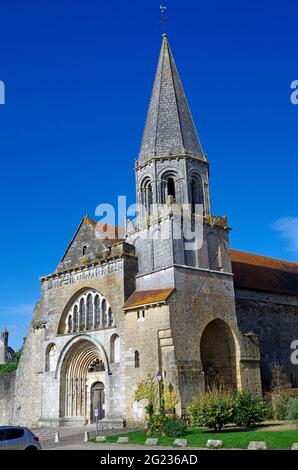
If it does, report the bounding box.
[123,288,175,311]
[231,249,298,296]
[58,215,125,267]
[138,35,204,163]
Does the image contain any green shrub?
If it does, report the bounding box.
[272,391,298,420]
[146,413,165,436]
[275,397,288,420]
[0,362,18,375]
[286,397,298,425]
[188,387,234,431]
[234,392,268,428]
[162,418,187,437]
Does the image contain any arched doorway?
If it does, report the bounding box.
[59,339,106,422]
[200,319,238,391]
[91,382,105,423]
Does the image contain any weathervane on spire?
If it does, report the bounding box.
[160,4,168,35]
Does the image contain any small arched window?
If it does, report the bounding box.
[102,299,108,327]
[73,305,78,332]
[79,298,86,331]
[141,178,153,216]
[66,315,73,333]
[161,173,178,204]
[87,294,93,330]
[147,183,153,215]
[95,295,100,327]
[191,175,204,214]
[45,344,57,372]
[135,351,140,369]
[111,334,120,363]
[167,178,176,199]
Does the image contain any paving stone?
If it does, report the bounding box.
[174,439,188,447]
[145,438,159,446]
[206,439,223,449]
[248,441,267,450]
[117,437,129,444]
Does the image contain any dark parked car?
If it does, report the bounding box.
[0,426,41,450]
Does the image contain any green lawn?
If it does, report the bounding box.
[97,427,298,450]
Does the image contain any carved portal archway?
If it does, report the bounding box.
[200,319,238,391]
[59,339,106,421]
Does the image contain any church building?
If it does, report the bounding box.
[1,34,298,429]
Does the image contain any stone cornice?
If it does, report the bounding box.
[41,242,136,283]
[135,153,209,171]
[135,264,234,280]
[41,257,124,284]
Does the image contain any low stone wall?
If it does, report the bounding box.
[0,373,15,425]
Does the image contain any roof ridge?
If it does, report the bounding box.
[231,249,298,267]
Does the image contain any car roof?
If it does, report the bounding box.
[0,426,27,430]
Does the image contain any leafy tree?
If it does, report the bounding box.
[135,373,158,420]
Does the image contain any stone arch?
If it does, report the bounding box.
[45,343,57,372]
[110,334,120,363]
[200,319,240,391]
[159,169,179,204]
[55,334,110,379]
[57,337,109,420]
[140,176,154,216]
[189,171,204,214]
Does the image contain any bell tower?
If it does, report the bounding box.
[127,34,232,288]
[136,34,211,218]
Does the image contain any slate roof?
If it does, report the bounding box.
[138,35,204,163]
[231,249,298,296]
[123,288,175,310]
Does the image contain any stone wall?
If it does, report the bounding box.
[0,373,15,425]
[235,288,298,390]
[123,304,176,426]
[13,311,45,427]
[169,267,262,404]
[0,340,5,365]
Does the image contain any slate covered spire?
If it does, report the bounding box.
[138,34,204,163]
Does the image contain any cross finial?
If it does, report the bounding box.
[160,4,168,35]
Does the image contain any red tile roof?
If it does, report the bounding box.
[85,215,125,245]
[231,249,298,296]
[123,288,175,310]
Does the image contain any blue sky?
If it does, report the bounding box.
[0,0,297,350]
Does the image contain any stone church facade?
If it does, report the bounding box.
[1,35,298,429]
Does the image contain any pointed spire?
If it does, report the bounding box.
[138,35,204,163]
